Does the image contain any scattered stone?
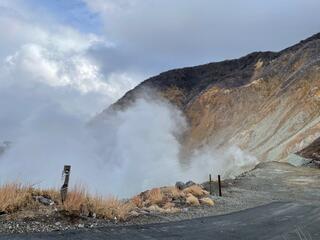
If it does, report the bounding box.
[139,209,149,214]
[175,181,185,190]
[185,181,196,188]
[34,196,54,206]
[199,197,214,206]
[164,207,180,214]
[163,202,175,209]
[77,224,84,228]
[183,185,208,198]
[129,211,140,217]
[147,205,164,213]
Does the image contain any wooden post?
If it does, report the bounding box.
[209,174,212,195]
[218,175,222,197]
[60,165,71,203]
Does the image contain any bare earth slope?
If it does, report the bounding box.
[105,33,320,162]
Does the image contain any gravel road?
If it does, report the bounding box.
[1,161,320,238]
[1,201,319,240]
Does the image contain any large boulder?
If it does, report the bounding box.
[175,181,186,190]
[200,197,214,206]
[186,193,200,206]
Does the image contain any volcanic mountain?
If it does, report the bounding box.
[100,33,320,163]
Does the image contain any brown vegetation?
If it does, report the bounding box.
[145,188,164,205]
[0,183,36,214]
[0,183,133,221]
[0,182,214,222]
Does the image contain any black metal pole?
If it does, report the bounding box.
[209,174,212,195]
[218,175,222,197]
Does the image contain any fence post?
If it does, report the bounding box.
[60,165,71,203]
[218,175,222,197]
[209,174,212,195]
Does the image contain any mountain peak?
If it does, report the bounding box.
[101,32,320,164]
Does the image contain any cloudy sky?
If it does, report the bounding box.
[0,0,320,193]
[1,0,320,125]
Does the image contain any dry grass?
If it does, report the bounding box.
[146,188,164,205]
[131,195,144,208]
[0,183,134,221]
[60,185,134,220]
[90,196,134,220]
[0,183,36,214]
[61,185,90,216]
[0,182,212,220]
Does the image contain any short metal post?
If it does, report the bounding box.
[209,174,212,195]
[218,175,222,197]
[61,165,71,203]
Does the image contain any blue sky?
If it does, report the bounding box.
[26,0,103,34]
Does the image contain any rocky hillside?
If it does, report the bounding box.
[102,33,320,162]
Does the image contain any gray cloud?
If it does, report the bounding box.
[85,0,320,74]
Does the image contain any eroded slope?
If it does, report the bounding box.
[104,33,320,162]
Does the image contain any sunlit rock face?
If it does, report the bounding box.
[106,33,320,162]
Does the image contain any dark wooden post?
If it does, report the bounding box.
[218,175,222,197]
[60,165,71,203]
[209,174,212,195]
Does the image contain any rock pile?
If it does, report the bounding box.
[131,181,214,215]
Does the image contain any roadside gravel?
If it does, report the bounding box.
[1,161,320,234]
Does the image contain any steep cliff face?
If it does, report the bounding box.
[104,33,320,162]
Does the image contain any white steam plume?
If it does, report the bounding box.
[0,94,257,198]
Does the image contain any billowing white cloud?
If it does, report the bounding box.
[3,4,143,100]
[0,2,143,142]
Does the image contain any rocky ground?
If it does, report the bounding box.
[1,161,320,234]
